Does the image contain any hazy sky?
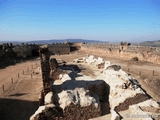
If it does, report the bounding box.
[0,0,160,42]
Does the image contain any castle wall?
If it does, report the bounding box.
[48,44,70,55]
[81,44,160,64]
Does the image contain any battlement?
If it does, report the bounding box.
[82,44,160,52]
[48,44,70,55]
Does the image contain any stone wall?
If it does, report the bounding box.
[13,45,39,58]
[39,47,51,97]
[81,44,160,64]
[0,43,39,58]
[48,43,70,55]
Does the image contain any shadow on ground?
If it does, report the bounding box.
[0,98,38,120]
[0,56,39,69]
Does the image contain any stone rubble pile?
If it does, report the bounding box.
[73,55,110,68]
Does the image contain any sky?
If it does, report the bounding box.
[0,0,160,42]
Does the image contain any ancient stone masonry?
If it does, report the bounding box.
[81,44,160,64]
[49,58,60,81]
[31,53,160,120]
[39,47,51,102]
[48,44,70,55]
[49,58,58,71]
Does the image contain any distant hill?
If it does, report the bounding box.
[1,39,160,47]
[26,39,108,44]
[0,41,22,45]
[0,39,108,45]
[139,40,160,47]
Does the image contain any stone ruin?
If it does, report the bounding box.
[39,47,51,102]
[32,47,103,120]
[81,43,160,65]
[0,42,39,68]
[30,47,160,120]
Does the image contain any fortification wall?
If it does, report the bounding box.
[48,43,70,55]
[72,42,84,46]
[81,44,160,64]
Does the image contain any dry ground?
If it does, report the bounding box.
[0,50,160,120]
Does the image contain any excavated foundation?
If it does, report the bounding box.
[50,80,110,120]
[60,103,101,120]
[30,53,154,120]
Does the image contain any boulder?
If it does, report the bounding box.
[130,57,138,61]
[86,55,97,65]
[107,65,121,71]
[44,92,53,105]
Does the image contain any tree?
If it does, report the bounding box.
[127,43,131,46]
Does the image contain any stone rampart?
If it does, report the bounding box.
[48,43,70,55]
[81,44,160,64]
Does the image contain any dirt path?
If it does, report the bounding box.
[0,58,42,120]
[0,58,40,94]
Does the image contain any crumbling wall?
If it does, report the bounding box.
[39,47,51,105]
[13,44,39,58]
[81,44,160,64]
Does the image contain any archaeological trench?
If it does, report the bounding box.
[30,46,160,120]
